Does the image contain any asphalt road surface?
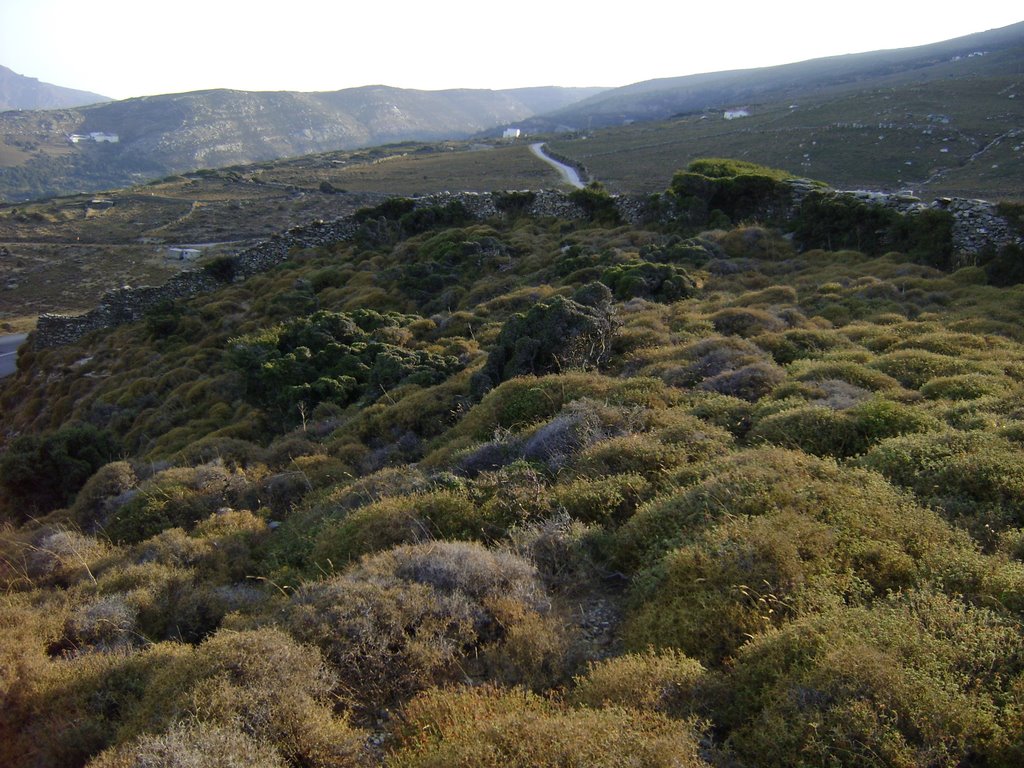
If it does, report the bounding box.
[530,142,586,189]
[0,333,27,378]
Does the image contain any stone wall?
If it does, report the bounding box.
[790,181,1022,263]
[31,186,1023,349]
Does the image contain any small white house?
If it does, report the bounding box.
[167,247,201,261]
[69,132,120,144]
[723,108,750,120]
[503,128,522,139]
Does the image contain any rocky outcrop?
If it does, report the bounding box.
[31,186,1022,349]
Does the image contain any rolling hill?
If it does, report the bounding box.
[542,21,1024,200]
[522,20,1024,130]
[0,84,603,202]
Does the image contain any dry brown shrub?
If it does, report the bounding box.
[86,722,286,768]
[286,541,566,713]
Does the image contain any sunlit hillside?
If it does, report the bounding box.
[2,162,1024,766]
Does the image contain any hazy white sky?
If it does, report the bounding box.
[1,1,1021,100]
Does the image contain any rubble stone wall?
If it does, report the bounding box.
[32,186,1021,349]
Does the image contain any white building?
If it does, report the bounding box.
[503,128,522,139]
[723,109,750,120]
[69,132,120,144]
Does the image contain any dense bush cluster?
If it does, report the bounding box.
[667,158,796,228]
[230,309,463,423]
[471,289,616,395]
[3,163,1024,766]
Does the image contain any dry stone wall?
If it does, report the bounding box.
[32,186,1022,349]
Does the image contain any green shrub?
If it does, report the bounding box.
[310,497,425,568]
[388,685,710,768]
[429,374,619,463]
[789,358,903,392]
[552,473,651,526]
[623,481,1007,669]
[612,447,953,574]
[0,422,119,519]
[747,404,860,457]
[652,408,736,456]
[471,294,616,395]
[984,243,1024,287]
[625,510,839,662]
[889,208,955,269]
[600,261,695,301]
[568,182,621,225]
[870,348,980,389]
[668,159,794,228]
[569,648,706,716]
[572,434,691,484]
[858,430,1024,528]
[710,307,785,337]
[72,461,138,531]
[747,397,940,459]
[353,196,416,223]
[104,465,249,545]
[794,192,900,255]
[684,392,754,436]
[311,490,494,567]
[919,373,1012,400]
[202,255,238,283]
[492,190,536,218]
[847,397,943,447]
[230,310,462,424]
[717,591,1024,767]
[754,328,852,365]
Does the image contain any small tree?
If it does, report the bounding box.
[0,422,119,519]
[472,290,616,397]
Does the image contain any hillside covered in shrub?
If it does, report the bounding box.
[3,162,1024,766]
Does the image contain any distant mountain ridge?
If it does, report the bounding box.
[0,64,109,110]
[0,84,605,202]
[517,20,1024,131]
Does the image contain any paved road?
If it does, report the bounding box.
[530,143,586,189]
[0,333,27,378]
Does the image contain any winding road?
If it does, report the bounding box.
[0,333,27,379]
[530,142,586,189]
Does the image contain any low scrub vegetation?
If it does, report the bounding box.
[3,162,1024,766]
